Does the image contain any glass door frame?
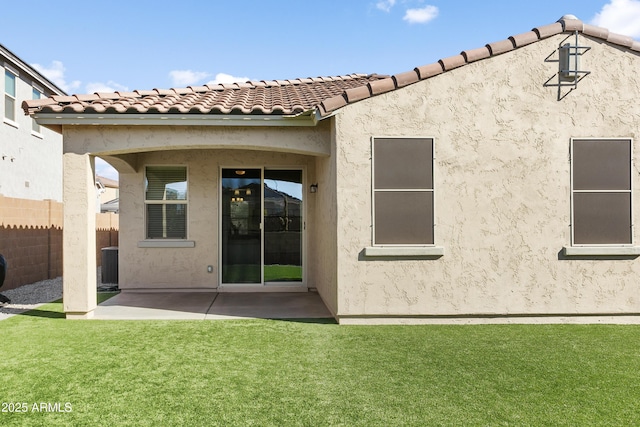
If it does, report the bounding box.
[218,166,306,288]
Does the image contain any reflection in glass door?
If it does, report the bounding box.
[221,168,303,285]
[221,169,261,283]
[264,170,303,283]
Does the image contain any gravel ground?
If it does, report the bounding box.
[0,267,117,321]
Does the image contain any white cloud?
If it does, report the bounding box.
[206,72,250,85]
[169,70,211,86]
[31,60,81,94]
[591,0,640,38]
[85,81,129,93]
[95,158,119,181]
[376,0,396,12]
[403,5,439,24]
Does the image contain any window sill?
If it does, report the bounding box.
[562,246,640,256]
[138,240,195,248]
[3,118,18,129]
[364,246,444,257]
[31,130,43,139]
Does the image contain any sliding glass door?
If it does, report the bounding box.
[221,169,262,283]
[221,168,303,285]
[264,170,303,283]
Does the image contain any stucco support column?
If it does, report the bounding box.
[63,153,97,319]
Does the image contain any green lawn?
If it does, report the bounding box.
[2,298,640,426]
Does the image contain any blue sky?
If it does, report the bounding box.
[2,0,639,180]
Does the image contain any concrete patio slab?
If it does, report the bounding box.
[92,291,333,321]
[93,292,216,320]
[206,292,333,320]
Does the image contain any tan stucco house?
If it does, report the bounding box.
[23,15,640,323]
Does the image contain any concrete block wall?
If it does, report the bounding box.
[0,195,119,290]
[0,195,63,290]
[96,212,119,265]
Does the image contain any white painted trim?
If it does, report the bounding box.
[4,64,19,77]
[32,112,318,127]
[562,246,640,256]
[3,118,18,129]
[137,240,195,248]
[364,246,444,257]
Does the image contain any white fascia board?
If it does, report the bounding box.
[33,112,318,127]
[1,47,66,95]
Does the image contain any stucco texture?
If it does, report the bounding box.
[333,34,640,319]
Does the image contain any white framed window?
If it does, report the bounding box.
[4,68,17,123]
[31,86,42,134]
[371,137,434,246]
[144,166,188,239]
[570,138,633,246]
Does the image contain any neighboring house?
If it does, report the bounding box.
[96,175,119,213]
[0,43,66,289]
[23,16,640,323]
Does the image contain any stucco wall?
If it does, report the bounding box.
[312,121,339,315]
[118,148,317,290]
[62,121,331,158]
[0,72,62,201]
[334,34,640,319]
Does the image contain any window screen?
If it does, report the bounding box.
[373,137,434,245]
[571,139,632,245]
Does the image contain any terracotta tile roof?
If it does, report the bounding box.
[22,74,388,117]
[22,15,640,121]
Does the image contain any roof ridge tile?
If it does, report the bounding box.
[438,54,466,71]
[115,91,139,98]
[486,38,515,56]
[392,70,419,88]
[96,92,121,100]
[415,63,444,80]
[368,77,395,95]
[509,30,539,47]
[607,32,634,48]
[582,23,609,39]
[461,46,491,63]
[344,85,371,103]
[559,18,584,32]
[533,22,563,39]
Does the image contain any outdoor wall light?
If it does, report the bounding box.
[310,183,318,193]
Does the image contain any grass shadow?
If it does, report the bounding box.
[273,317,337,324]
[13,292,119,320]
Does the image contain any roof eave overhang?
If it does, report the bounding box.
[32,110,320,127]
